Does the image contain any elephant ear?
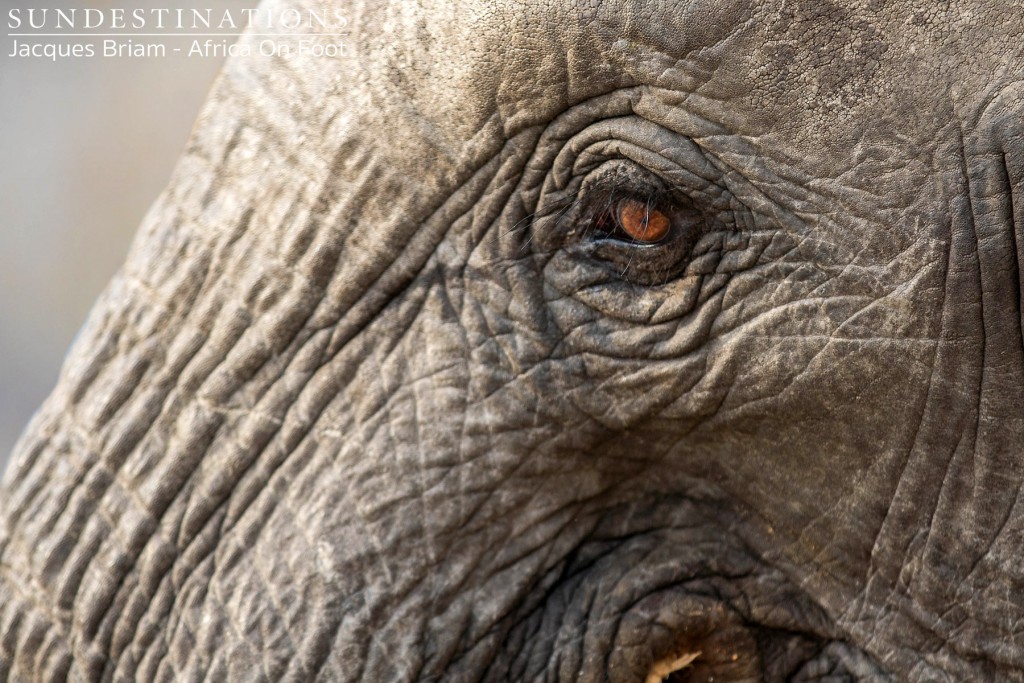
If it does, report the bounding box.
[850,82,1024,662]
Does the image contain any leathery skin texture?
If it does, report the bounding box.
[1,0,1022,680]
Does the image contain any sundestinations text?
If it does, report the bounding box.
[7,7,349,31]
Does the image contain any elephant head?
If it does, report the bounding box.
[2,0,1023,680]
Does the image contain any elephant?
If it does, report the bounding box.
[2,0,1023,680]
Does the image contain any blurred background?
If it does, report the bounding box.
[0,0,253,473]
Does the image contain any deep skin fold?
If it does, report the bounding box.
[1,0,1023,681]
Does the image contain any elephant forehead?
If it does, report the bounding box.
[359,0,754,139]
[354,0,1021,157]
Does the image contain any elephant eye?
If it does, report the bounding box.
[574,187,708,285]
[595,198,672,244]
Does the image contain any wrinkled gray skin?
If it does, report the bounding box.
[2,0,1023,681]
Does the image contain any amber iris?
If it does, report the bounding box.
[617,199,670,243]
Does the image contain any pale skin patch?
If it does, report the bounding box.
[645,651,701,683]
